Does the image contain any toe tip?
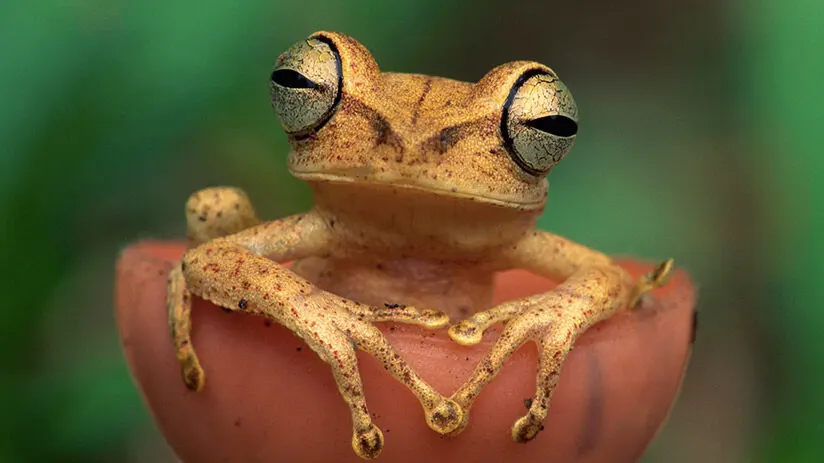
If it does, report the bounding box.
[448,324,483,346]
[427,399,464,435]
[511,416,543,443]
[182,366,205,392]
[352,424,384,459]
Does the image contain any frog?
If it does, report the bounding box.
[167,31,673,460]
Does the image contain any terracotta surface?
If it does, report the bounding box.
[115,241,695,463]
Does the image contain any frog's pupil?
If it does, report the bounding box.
[271,69,318,89]
[525,115,578,137]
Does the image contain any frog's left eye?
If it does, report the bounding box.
[501,71,578,176]
[270,37,342,135]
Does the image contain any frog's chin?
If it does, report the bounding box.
[290,171,547,211]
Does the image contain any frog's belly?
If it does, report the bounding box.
[291,257,494,320]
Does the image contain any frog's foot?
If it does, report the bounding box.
[185,187,260,246]
[629,258,675,307]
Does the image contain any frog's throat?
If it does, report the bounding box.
[291,171,547,211]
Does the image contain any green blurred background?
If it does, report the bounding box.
[2,0,821,461]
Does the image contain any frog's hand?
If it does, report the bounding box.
[448,230,645,440]
[336,313,463,434]
[169,213,460,459]
[185,187,261,246]
[449,267,627,440]
[175,241,461,459]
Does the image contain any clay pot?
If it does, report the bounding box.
[116,241,695,463]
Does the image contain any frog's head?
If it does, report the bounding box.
[269,32,577,212]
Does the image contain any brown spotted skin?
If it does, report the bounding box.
[287,33,560,209]
[168,31,675,460]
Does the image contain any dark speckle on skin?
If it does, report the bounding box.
[361,110,405,160]
[238,298,248,310]
[437,126,460,153]
[372,116,394,146]
[411,78,432,126]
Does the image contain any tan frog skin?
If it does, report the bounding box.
[167,31,673,460]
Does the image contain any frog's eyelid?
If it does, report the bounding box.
[500,69,559,176]
[500,70,555,146]
[270,69,318,89]
[312,35,344,119]
[524,115,578,138]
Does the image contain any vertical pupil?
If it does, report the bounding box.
[270,69,317,89]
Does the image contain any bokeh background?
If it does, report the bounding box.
[2,0,821,461]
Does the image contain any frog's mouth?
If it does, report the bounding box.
[291,170,547,211]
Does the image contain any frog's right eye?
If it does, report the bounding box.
[269,37,342,135]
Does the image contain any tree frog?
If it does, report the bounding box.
[167,31,673,460]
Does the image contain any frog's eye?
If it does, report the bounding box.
[269,37,342,135]
[501,71,578,176]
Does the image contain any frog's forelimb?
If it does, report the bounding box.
[167,187,462,459]
[448,231,674,442]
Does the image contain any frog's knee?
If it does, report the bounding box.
[186,187,260,244]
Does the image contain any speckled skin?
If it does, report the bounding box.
[167,31,673,460]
